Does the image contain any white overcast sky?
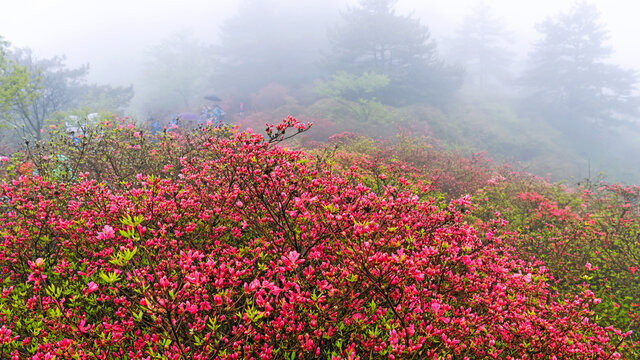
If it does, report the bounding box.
[1,0,640,85]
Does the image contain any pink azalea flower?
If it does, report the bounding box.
[431,302,441,314]
[282,250,303,269]
[78,319,91,333]
[97,225,115,240]
[86,281,98,294]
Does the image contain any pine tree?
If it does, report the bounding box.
[212,0,340,96]
[521,2,639,129]
[447,1,513,89]
[327,0,462,106]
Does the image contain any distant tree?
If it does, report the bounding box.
[316,71,391,123]
[0,38,37,121]
[212,0,340,97]
[76,83,134,113]
[139,30,211,113]
[326,0,462,106]
[520,2,640,130]
[8,48,133,140]
[446,1,513,89]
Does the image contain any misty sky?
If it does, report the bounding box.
[2,0,640,85]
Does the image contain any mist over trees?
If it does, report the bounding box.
[326,0,463,106]
[138,31,211,115]
[2,41,133,141]
[6,48,133,140]
[211,0,340,98]
[8,50,87,140]
[520,2,640,132]
[4,1,640,358]
[2,1,640,181]
[0,38,37,125]
[316,71,391,123]
[446,2,514,89]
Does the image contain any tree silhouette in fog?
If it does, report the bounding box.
[0,38,37,136]
[447,1,514,89]
[326,0,462,106]
[521,2,640,130]
[212,0,339,97]
[140,31,210,113]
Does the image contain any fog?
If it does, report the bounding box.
[0,0,238,85]
[3,0,640,182]
[405,0,640,69]
[4,0,640,81]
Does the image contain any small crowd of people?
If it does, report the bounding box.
[158,104,226,133]
[146,97,245,135]
[200,104,226,127]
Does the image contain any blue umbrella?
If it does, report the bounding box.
[204,95,222,102]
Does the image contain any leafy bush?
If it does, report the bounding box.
[474,174,640,357]
[0,117,630,359]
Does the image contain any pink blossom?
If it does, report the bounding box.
[0,116,629,358]
[78,319,91,333]
[158,276,170,289]
[389,329,398,347]
[86,281,98,294]
[431,302,441,314]
[282,250,303,269]
[97,225,115,240]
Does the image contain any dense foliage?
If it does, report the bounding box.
[0,117,635,359]
[0,38,37,125]
[475,177,640,352]
[323,133,640,356]
[3,6,640,358]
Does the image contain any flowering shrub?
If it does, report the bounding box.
[474,174,640,357]
[312,133,496,202]
[0,117,630,358]
[20,116,239,188]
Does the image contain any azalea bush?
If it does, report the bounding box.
[20,116,215,187]
[0,116,631,358]
[314,133,496,201]
[474,174,640,357]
